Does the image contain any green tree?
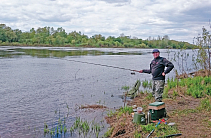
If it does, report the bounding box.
[0,24,7,42]
[0,24,196,48]
[5,29,16,42]
[13,29,22,42]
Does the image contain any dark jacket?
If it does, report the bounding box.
[143,56,174,80]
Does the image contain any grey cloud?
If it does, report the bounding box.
[170,31,190,36]
[38,15,71,22]
[156,4,211,24]
[163,25,186,30]
[118,25,131,31]
[0,15,18,22]
[182,7,211,22]
[98,0,130,3]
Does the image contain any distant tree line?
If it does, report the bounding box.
[0,24,194,48]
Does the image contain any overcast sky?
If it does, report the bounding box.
[0,0,211,43]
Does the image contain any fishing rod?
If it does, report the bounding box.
[55,57,139,74]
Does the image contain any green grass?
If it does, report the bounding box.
[167,78,177,89]
[155,123,180,137]
[106,110,116,117]
[103,127,114,137]
[197,98,211,111]
[202,118,211,127]
[44,114,103,137]
[173,90,178,98]
[140,123,180,137]
[165,76,211,98]
[142,80,152,89]
[169,98,211,116]
[163,88,169,99]
[208,120,211,127]
[141,123,155,133]
[70,117,102,137]
[134,130,142,138]
[145,93,153,100]
[121,85,130,91]
[170,108,198,116]
[119,106,133,114]
[44,122,49,134]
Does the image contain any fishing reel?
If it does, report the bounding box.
[131,72,136,75]
[131,70,140,75]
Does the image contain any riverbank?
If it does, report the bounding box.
[104,71,211,138]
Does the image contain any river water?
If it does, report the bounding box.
[0,46,193,138]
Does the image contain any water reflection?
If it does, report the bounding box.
[0,47,143,58]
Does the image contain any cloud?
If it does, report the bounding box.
[1,0,211,43]
[0,14,18,22]
[99,0,130,3]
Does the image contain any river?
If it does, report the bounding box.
[0,46,193,138]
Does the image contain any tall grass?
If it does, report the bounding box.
[142,79,152,89]
[119,106,133,114]
[165,76,211,98]
[138,123,180,138]
[44,104,104,138]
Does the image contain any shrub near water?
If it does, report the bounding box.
[165,76,211,98]
[119,106,133,114]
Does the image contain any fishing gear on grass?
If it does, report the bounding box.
[155,133,182,138]
[146,120,161,138]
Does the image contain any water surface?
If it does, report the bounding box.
[0,46,181,137]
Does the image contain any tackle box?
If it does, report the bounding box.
[148,102,166,120]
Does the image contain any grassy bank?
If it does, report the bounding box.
[104,73,211,137]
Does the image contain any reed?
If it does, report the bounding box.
[44,115,103,137]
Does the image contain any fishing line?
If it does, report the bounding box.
[53,57,138,74]
[2,57,138,109]
[53,57,140,102]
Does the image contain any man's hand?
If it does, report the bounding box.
[132,70,143,73]
[162,72,165,76]
[139,70,143,73]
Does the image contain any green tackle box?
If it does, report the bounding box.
[148,102,166,120]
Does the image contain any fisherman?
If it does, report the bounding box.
[137,49,174,102]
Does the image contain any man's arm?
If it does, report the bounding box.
[136,69,150,73]
[163,58,174,74]
[142,69,151,74]
[139,64,151,74]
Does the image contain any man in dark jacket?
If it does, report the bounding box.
[138,49,174,102]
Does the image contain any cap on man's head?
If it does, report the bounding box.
[152,49,160,53]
